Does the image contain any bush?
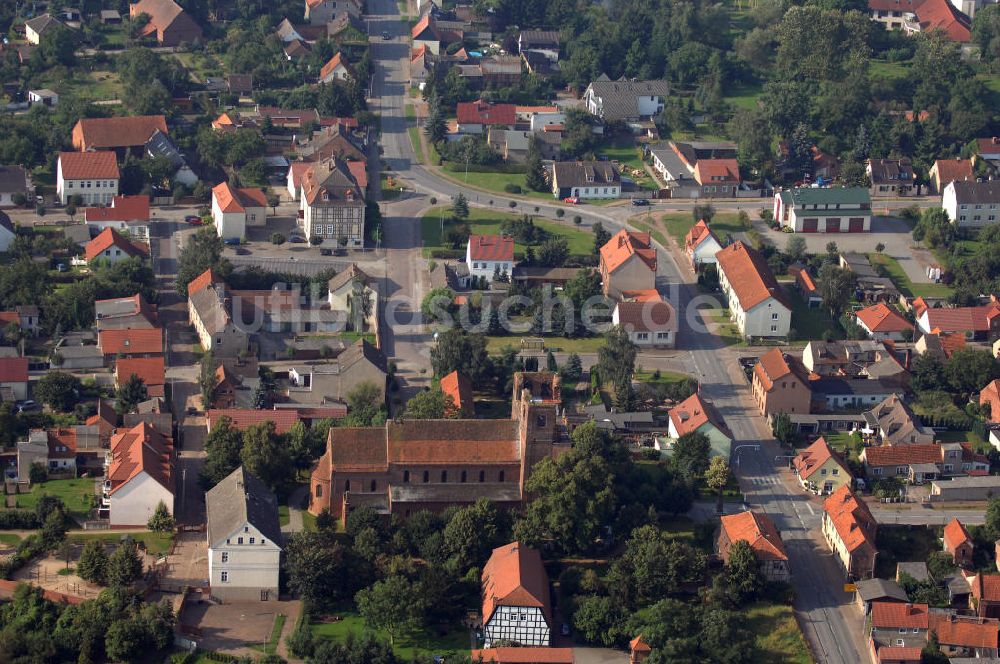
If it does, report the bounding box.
[0,510,41,530]
[573,215,582,225]
[503,183,522,194]
[270,233,286,245]
[556,208,565,217]
[508,200,517,208]
[429,197,437,205]
[310,236,322,246]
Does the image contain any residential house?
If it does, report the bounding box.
[855,578,910,615]
[57,151,120,205]
[97,327,163,360]
[773,187,873,233]
[206,466,282,602]
[466,235,515,282]
[981,379,1000,422]
[24,14,64,44]
[440,370,474,417]
[299,124,367,164]
[283,340,388,406]
[979,136,1000,161]
[0,212,13,253]
[410,13,463,55]
[187,269,250,357]
[27,89,58,107]
[629,637,651,664]
[864,394,935,446]
[71,115,168,158]
[715,241,792,340]
[649,140,739,193]
[482,542,552,648]
[104,422,174,527]
[299,159,366,246]
[327,264,379,331]
[972,575,1000,619]
[115,356,166,399]
[84,228,149,266]
[0,166,28,207]
[0,306,39,337]
[456,100,517,135]
[84,195,151,240]
[809,376,899,411]
[859,443,988,483]
[521,49,560,78]
[129,0,203,46]
[840,252,900,303]
[856,303,914,341]
[684,219,723,270]
[583,79,670,123]
[931,475,1000,500]
[518,30,560,54]
[822,485,878,579]
[283,38,312,62]
[693,159,741,197]
[944,518,975,567]
[612,293,676,348]
[305,0,361,25]
[318,52,355,84]
[598,229,656,299]
[928,158,974,194]
[551,161,621,200]
[478,56,522,87]
[100,10,123,24]
[716,511,790,582]
[914,298,1000,340]
[943,180,1000,227]
[309,372,567,518]
[908,0,972,41]
[793,437,852,495]
[868,602,929,650]
[751,348,812,418]
[470,649,574,664]
[145,129,198,187]
[95,293,158,331]
[486,129,560,163]
[867,158,916,197]
[930,612,1000,659]
[212,182,267,241]
[0,357,29,401]
[789,264,822,307]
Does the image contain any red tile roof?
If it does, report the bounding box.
[614,298,675,333]
[0,357,28,383]
[862,444,941,467]
[975,574,1000,602]
[876,646,922,663]
[440,370,473,417]
[213,182,267,213]
[753,348,799,392]
[468,234,514,262]
[470,649,574,664]
[693,158,740,185]
[72,115,167,151]
[719,511,788,562]
[668,392,729,438]
[84,228,149,262]
[923,302,1000,334]
[107,422,173,495]
[630,636,651,654]
[715,240,790,311]
[915,0,971,42]
[84,195,150,223]
[684,219,719,255]
[930,613,1000,649]
[98,327,164,356]
[793,437,848,481]
[857,303,914,334]
[115,357,166,397]
[600,229,656,274]
[790,265,818,295]
[319,52,353,81]
[932,158,974,187]
[206,409,302,435]
[823,485,876,553]
[456,100,517,126]
[482,542,551,626]
[187,267,222,296]
[944,517,973,551]
[59,151,120,180]
[346,161,368,191]
[871,601,929,629]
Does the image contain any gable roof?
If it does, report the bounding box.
[301,158,364,206]
[84,228,150,262]
[456,100,517,126]
[552,161,620,189]
[25,14,63,35]
[115,356,166,395]
[107,422,172,495]
[187,267,222,296]
[857,303,914,334]
[668,392,729,439]
[614,298,676,333]
[685,219,720,254]
[0,357,28,383]
[439,370,474,418]
[84,195,150,223]
[719,511,788,562]
[779,186,871,208]
[861,443,941,467]
[327,263,376,294]
[98,327,163,356]
[600,229,656,274]
[865,394,934,446]
[947,180,1000,204]
[586,79,670,120]
[206,409,302,435]
[482,542,551,625]
[59,151,120,180]
[206,465,282,548]
[823,485,877,553]
[915,0,971,41]
[932,158,973,186]
[753,348,807,392]
[944,517,973,551]
[213,182,267,213]
[855,578,909,603]
[72,115,168,151]
[468,234,514,262]
[930,613,1000,649]
[470,649,574,664]
[319,52,354,81]
[693,158,740,185]
[871,601,929,629]
[922,302,1000,334]
[715,241,790,312]
[793,437,849,481]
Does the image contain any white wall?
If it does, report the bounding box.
[208,521,281,601]
[57,162,119,205]
[465,242,513,281]
[109,472,174,526]
[484,605,549,648]
[213,197,246,241]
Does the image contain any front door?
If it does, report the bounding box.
[261,590,269,601]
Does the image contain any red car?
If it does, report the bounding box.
[185,215,204,225]
[563,196,579,204]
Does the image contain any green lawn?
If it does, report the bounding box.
[698,306,745,346]
[746,603,814,664]
[868,253,954,298]
[0,533,21,546]
[440,169,554,201]
[784,286,843,344]
[484,335,607,354]
[634,369,693,388]
[381,172,404,200]
[278,505,290,527]
[70,531,174,556]
[595,142,659,190]
[312,612,469,660]
[302,510,318,532]
[5,478,96,525]
[661,213,748,246]
[870,59,911,81]
[404,105,415,121]
[260,614,286,655]
[420,206,592,257]
[407,126,425,164]
[723,81,763,110]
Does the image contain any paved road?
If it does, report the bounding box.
[870,506,986,525]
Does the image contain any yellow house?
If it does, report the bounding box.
[793,437,852,495]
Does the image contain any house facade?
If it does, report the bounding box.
[212,182,267,241]
[666,393,733,458]
[187,269,250,357]
[84,228,149,266]
[612,296,677,349]
[944,518,974,567]
[868,602,929,650]
[327,264,379,331]
[928,158,973,194]
[104,422,174,527]
[684,219,723,270]
[859,443,989,483]
[773,187,872,233]
[551,161,621,200]
[822,486,878,579]
[583,79,669,123]
[129,0,203,46]
[792,437,852,495]
[943,180,1000,228]
[715,241,791,340]
[482,542,552,648]
[0,357,29,401]
[716,511,790,582]
[856,303,914,342]
[0,165,29,207]
[299,159,366,246]
[598,230,657,299]
[206,466,282,602]
[466,235,515,282]
[751,348,812,418]
[57,151,120,205]
[867,158,916,198]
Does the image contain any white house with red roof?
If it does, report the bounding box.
[715,240,791,340]
[666,392,732,457]
[717,511,790,581]
[482,541,552,648]
[612,292,677,348]
[466,234,515,281]
[599,229,657,299]
[212,182,267,241]
[84,228,150,265]
[104,422,174,526]
[456,100,517,134]
[56,151,120,205]
[0,357,29,401]
[915,299,1000,340]
[318,52,354,84]
[856,303,915,342]
[85,195,151,241]
[684,219,722,270]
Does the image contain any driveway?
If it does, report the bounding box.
[159,530,208,591]
[179,601,287,655]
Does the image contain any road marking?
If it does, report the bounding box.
[806,503,815,515]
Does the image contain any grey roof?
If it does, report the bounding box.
[124,411,172,432]
[949,180,1000,204]
[864,394,934,445]
[778,186,871,208]
[587,79,670,120]
[337,338,388,374]
[145,129,188,171]
[327,263,375,293]
[206,466,282,548]
[931,475,1000,489]
[649,145,694,181]
[582,404,655,430]
[0,166,26,194]
[855,578,908,602]
[100,9,121,19]
[275,18,302,42]
[519,30,560,48]
[868,158,914,185]
[480,56,521,75]
[25,14,63,35]
[840,252,878,278]
[810,377,896,396]
[63,223,94,246]
[190,284,232,335]
[29,89,57,98]
[552,161,620,188]
[896,561,931,583]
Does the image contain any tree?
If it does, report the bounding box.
[147,501,174,532]
[785,235,807,262]
[175,227,230,296]
[562,353,583,383]
[356,576,422,646]
[525,138,548,192]
[911,354,948,393]
[572,595,626,647]
[424,102,447,144]
[349,279,375,333]
[116,373,148,415]
[41,508,67,550]
[77,540,109,585]
[670,431,711,481]
[725,539,764,605]
[609,525,708,607]
[945,348,1000,396]
[986,494,1000,541]
[443,498,509,571]
[200,417,244,489]
[34,371,81,412]
[37,24,77,67]
[430,329,492,383]
[28,463,47,485]
[597,326,637,392]
[344,381,386,426]
[771,411,795,446]
[592,223,612,255]
[199,351,219,409]
[705,456,732,513]
[817,263,855,318]
[241,421,294,491]
[107,541,143,589]
[285,533,362,609]
[404,388,457,419]
[451,192,469,221]
[104,617,147,664]
[421,286,455,322]
[973,4,1000,68]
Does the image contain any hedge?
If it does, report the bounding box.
[0,510,41,530]
[442,161,527,175]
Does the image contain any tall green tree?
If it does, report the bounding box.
[200,417,244,489]
[725,539,764,605]
[817,263,855,318]
[107,542,143,589]
[669,431,711,481]
[525,137,548,192]
[404,388,457,419]
[430,329,492,383]
[356,576,423,646]
[76,540,109,585]
[240,421,293,491]
[175,227,231,296]
[199,351,218,410]
[344,381,387,426]
[34,372,81,412]
[597,326,637,392]
[116,374,148,415]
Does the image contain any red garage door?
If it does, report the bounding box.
[802,218,818,232]
[825,218,841,232]
[848,217,865,232]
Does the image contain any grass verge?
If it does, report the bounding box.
[745,602,815,664]
[420,206,593,257]
[312,611,469,660]
[661,213,749,246]
[4,478,96,525]
[70,531,174,556]
[868,253,954,298]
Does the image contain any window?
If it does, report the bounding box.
[441,471,447,482]
[221,571,229,583]
[370,479,376,492]
[237,537,244,545]
[479,470,485,482]
[873,467,883,476]
[820,469,827,475]
[403,470,410,483]
[771,325,777,332]
[244,527,249,532]
[249,537,255,544]
[536,415,546,427]
[637,332,648,340]
[498,471,505,483]
[345,479,351,492]
[896,466,906,475]
[221,552,228,563]
[832,469,839,476]
[772,313,779,320]
[315,484,322,498]
[898,628,906,634]
[912,628,919,634]
[461,470,467,483]
[423,470,429,483]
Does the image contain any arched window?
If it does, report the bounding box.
[344,479,351,492]
[498,470,505,483]
[441,470,448,483]
[370,479,376,492]
[479,470,485,483]
[403,470,410,483]
[460,471,467,483]
[423,470,429,483]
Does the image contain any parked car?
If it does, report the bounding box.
[563,196,579,204]
[320,248,332,256]
[185,215,204,225]
[16,400,37,413]
[235,247,250,255]
[289,235,307,243]
[223,237,241,246]
[381,31,391,40]
[631,198,650,206]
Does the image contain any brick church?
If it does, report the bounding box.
[309,372,569,519]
